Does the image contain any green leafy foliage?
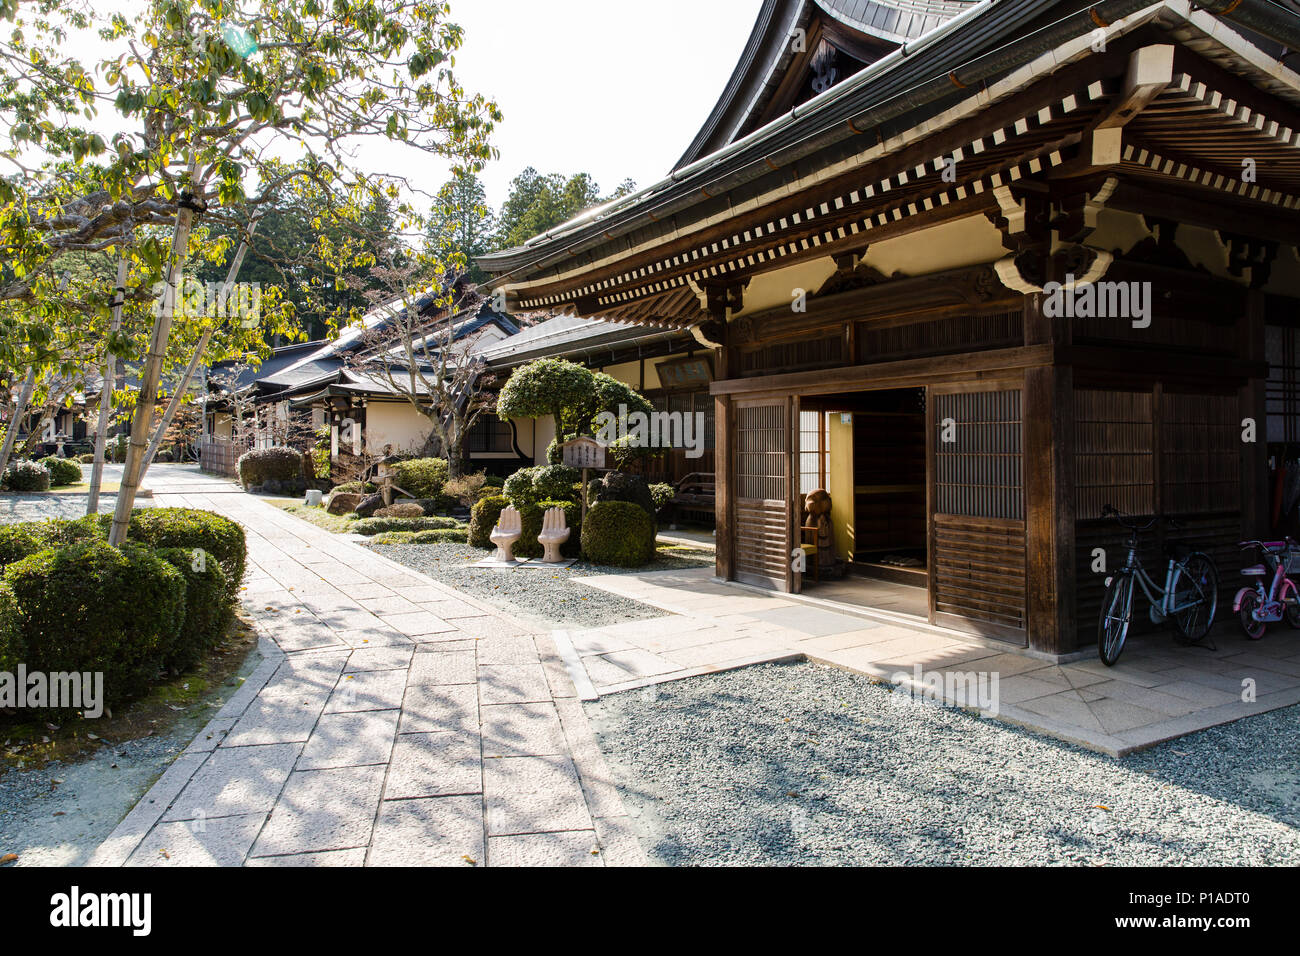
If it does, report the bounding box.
[3,540,186,707]
[368,528,469,545]
[581,501,656,567]
[392,457,449,500]
[351,515,462,536]
[588,471,656,519]
[238,447,303,487]
[154,547,230,671]
[650,482,675,512]
[469,494,509,549]
[40,455,83,486]
[2,460,51,492]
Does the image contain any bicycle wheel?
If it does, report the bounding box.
[1284,581,1300,630]
[1238,591,1266,640]
[1172,552,1219,644]
[1098,573,1134,666]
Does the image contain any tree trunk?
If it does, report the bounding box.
[0,367,36,481]
[137,216,259,488]
[109,171,200,547]
[87,257,128,515]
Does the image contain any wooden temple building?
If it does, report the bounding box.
[480,0,1300,658]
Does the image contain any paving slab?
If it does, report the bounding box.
[91,468,637,867]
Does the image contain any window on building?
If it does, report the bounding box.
[467,413,514,454]
[799,410,828,495]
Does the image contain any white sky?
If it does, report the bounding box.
[400,0,758,207]
[47,0,759,212]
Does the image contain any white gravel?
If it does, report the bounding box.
[586,660,1300,866]
[366,540,713,629]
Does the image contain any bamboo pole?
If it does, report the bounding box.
[138,214,260,485]
[109,156,201,547]
[87,257,129,515]
[0,367,37,481]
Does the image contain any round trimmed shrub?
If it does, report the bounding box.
[78,452,96,464]
[3,540,186,706]
[3,460,51,492]
[581,500,656,567]
[238,446,303,487]
[502,467,539,509]
[469,494,509,549]
[155,547,230,671]
[126,508,247,600]
[40,456,83,487]
[533,465,580,502]
[392,458,449,500]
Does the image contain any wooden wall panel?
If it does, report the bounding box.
[1074,389,1154,520]
[929,386,1027,642]
[1073,385,1244,646]
[932,515,1027,637]
[857,308,1022,364]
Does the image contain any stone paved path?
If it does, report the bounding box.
[90,466,643,867]
[568,567,1300,757]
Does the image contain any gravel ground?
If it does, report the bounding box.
[367,540,713,629]
[0,644,266,866]
[586,660,1300,866]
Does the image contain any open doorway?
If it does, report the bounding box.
[797,387,928,617]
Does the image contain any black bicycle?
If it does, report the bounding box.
[1097,505,1219,666]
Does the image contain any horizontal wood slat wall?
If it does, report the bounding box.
[734,401,790,588]
[932,515,1027,635]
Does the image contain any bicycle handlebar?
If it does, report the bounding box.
[1100,504,1176,532]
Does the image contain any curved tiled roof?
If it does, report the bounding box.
[818,0,976,43]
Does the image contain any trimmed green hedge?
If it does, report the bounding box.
[4,540,187,706]
[581,500,656,567]
[40,456,83,486]
[469,494,509,549]
[3,460,50,492]
[78,452,96,464]
[155,547,230,671]
[331,480,377,495]
[392,458,449,500]
[0,582,17,673]
[351,515,463,536]
[238,446,303,487]
[0,524,46,569]
[124,509,247,600]
[368,528,470,545]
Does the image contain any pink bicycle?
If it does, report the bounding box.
[1233,538,1300,639]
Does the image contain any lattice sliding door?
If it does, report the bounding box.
[733,398,792,589]
[930,387,1027,639]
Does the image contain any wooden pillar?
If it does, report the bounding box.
[713,344,734,582]
[1023,292,1077,655]
[1240,290,1268,537]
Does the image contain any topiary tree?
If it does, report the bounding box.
[581,500,656,567]
[498,359,654,463]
